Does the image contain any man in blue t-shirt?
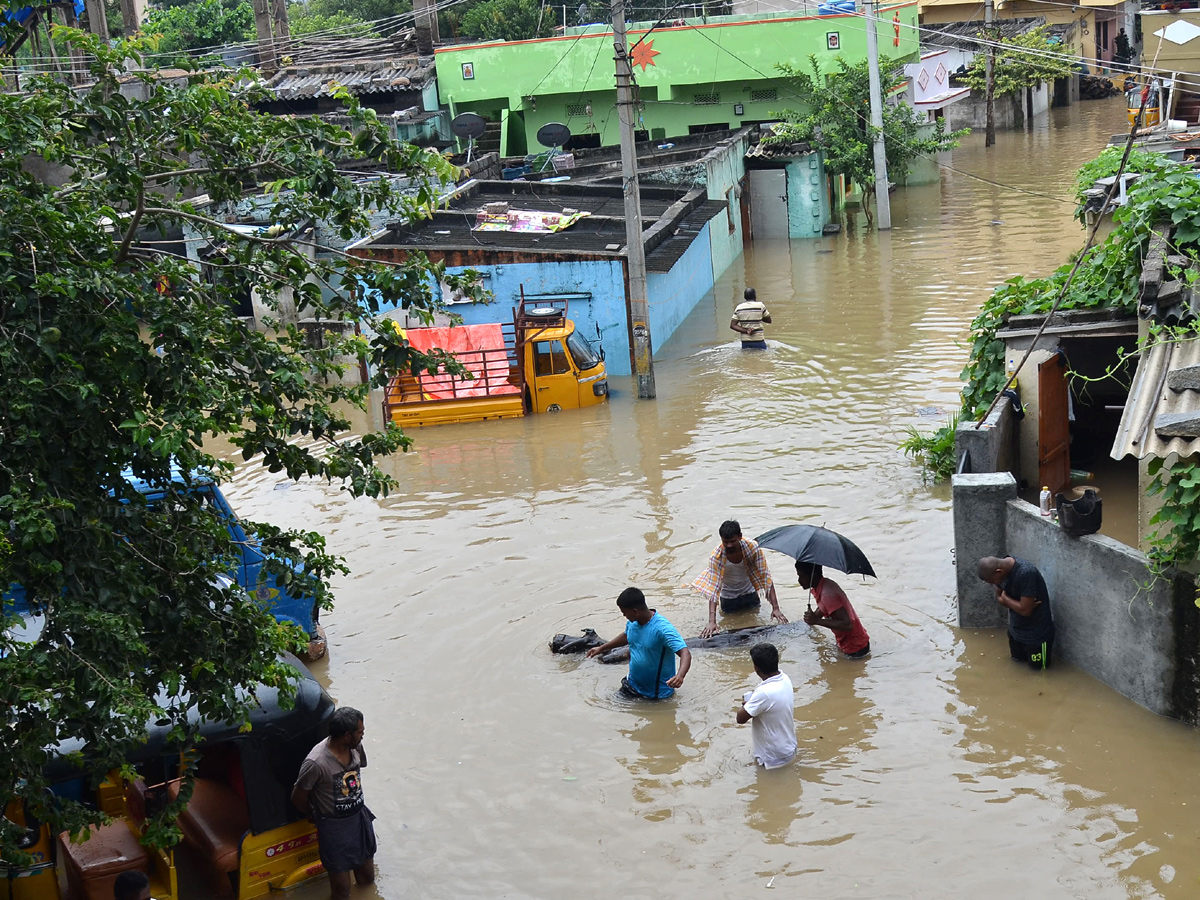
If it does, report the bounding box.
[587,588,692,699]
[977,555,1055,670]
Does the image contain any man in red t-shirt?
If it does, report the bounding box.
[797,561,871,659]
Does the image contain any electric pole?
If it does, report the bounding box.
[611,0,656,399]
[985,0,996,147]
[863,0,891,230]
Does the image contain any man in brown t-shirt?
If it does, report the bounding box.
[292,707,377,900]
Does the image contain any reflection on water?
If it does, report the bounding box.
[229,99,1200,900]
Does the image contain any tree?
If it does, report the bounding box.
[460,0,552,42]
[287,6,375,38]
[770,55,968,225]
[0,31,478,859]
[142,0,253,63]
[961,26,1075,111]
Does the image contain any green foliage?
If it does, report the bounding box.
[961,26,1075,98]
[1146,455,1200,579]
[770,55,968,224]
[901,412,962,483]
[1113,29,1134,68]
[300,0,411,24]
[461,0,553,42]
[1112,162,1200,245]
[1073,146,1180,222]
[0,31,470,860]
[142,0,253,62]
[286,7,375,38]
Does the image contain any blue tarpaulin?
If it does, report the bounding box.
[1,0,87,50]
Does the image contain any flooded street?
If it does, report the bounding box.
[228,97,1200,899]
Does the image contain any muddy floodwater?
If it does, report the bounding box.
[226,98,1200,899]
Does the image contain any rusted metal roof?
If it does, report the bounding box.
[1111,336,1200,461]
[266,58,433,100]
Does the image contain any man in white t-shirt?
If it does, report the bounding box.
[736,642,797,769]
[730,286,771,349]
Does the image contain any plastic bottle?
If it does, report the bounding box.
[1039,486,1052,516]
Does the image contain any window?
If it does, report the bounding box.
[441,272,489,305]
[566,330,601,371]
[533,340,572,376]
[750,89,777,102]
[693,92,721,105]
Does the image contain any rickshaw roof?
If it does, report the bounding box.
[44,656,334,780]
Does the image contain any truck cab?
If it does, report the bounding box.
[126,470,326,661]
[4,471,326,663]
[520,305,608,413]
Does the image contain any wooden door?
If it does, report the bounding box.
[1038,351,1071,496]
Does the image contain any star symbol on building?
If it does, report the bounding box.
[630,39,660,72]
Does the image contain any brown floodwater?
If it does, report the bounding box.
[223,97,1200,899]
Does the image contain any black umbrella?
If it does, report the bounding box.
[754,524,876,578]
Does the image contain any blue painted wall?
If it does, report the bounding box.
[373,235,716,377]
[436,259,635,375]
[646,222,715,356]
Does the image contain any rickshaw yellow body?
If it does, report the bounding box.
[236,820,325,899]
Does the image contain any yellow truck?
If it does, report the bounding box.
[385,301,608,427]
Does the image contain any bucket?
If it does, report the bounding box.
[1055,487,1102,537]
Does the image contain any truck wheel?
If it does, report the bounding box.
[547,404,562,412]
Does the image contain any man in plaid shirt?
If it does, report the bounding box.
[692,520,788,638]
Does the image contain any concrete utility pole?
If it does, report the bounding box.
[863,0,891,230]
[414,0,440,55]
[83,0,109,45]
[984,0,996,147]
[252,0,277,72]
[118,0,141,38]
[611,0,656,399]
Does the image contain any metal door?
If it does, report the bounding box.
[529,339,576,412]
[748,169,789,239]
[1038,351,1071,496]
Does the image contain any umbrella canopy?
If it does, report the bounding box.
[754,524,876,578]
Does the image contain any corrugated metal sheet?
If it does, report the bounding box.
[266,59,433,100]
[1111,336,1200,461]
[745,140,811,159]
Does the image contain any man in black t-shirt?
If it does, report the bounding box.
[977,556,1055,670]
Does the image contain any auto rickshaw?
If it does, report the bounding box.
[3,658,335,900]
[1126,78,1162,128]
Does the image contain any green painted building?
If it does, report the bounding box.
[434,3,919,157]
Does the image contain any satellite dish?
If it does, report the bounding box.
[536,122,572,150]
[451,112,488,163]
[451,112,487,140]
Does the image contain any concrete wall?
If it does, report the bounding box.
[647,222,715,354]
[784,151,830,238]
[941,86,1050,133]
[953,471,1200,724]
[702,132,750,279]
[955,397,1020,481]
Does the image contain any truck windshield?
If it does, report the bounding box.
[566,330,601,371]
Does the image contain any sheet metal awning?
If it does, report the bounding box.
[1111,336,1200,461]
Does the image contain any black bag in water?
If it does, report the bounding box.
[549,628,605,654]
[1056,488,1102,537]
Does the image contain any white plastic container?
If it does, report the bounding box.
[1039,486,1052,515]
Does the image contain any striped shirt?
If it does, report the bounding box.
[691,538,774,604]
